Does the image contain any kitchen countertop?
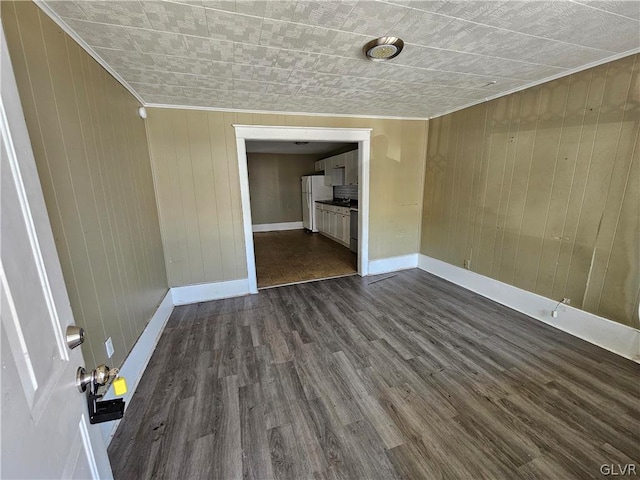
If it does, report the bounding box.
[316,199,358,208]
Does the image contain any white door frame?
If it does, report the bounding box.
[233,125,372,294]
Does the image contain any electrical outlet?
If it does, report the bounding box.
[562,298,571,305]
[464,259,471,270]
[105,337,114,358]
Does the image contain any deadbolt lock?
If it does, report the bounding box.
[66,325,85,350]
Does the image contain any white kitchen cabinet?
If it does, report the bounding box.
[329,153,345,168]
[315,203,351,247]
[344,150,358,185]
[323,167,344,186]
[315,159,325,172]
[341,213,350,244]
[336,213,345,241]
[315,204,323,232]
[323,209,330,235]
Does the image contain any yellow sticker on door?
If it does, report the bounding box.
[113,377,128,397]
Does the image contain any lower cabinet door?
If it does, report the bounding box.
[336,214,344,241]
[330,212,338,237]
[315,206,323,232]
[342,214,350,244]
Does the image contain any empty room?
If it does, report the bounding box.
[1,1,638,479]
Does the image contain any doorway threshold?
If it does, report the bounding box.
[257,272,358,290]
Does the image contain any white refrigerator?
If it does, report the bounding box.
[301,175,333,232]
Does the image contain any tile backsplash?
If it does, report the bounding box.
[334,184,358,200]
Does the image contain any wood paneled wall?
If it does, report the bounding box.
[247,153,318,225]
[146,109,428,287]
[2,1,168,368]
[421,54,639,329]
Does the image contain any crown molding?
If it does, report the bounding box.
[34,1,146,105]
[144,103,430,121]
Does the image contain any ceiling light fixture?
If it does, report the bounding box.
[363,37,404,61]
[294,141,309,145]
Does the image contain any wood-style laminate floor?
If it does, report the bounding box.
[108,270,640,480]
[253,230,357,288]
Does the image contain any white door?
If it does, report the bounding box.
[0,27,113,479]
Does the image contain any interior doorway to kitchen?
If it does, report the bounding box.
[233,125,371,293]
[246,139,358,288]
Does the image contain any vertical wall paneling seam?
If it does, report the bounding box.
[174,113,192,284]
[563,64,609,302]
[186,115,206,282]
[549,69,593,296]
[65,34,126,354]
[9,2,100,366]
[109,74,142,338]
[118,78,146,345]
[415,120,428,253]
[144,107,172,288]
[446,113,462,263]
[592,55,638,312]
[511,88,544,286]
[424,119,438,254]
[127,101,153,302]
[457,109,473,263]
[440,116,453,260]
[533,75,573,293]
[40,8,109,357]
[472,103,493,265]
[122,92,150,339]
[204,114,223,282]
[489,96,514,276]
[159,113,180,286]
[461,109,476,264]
[495,92,524,279]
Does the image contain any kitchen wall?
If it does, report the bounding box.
[147,108,427,287]
[247,153,317,226]
[2,1,168,368]
[421,53,639,329]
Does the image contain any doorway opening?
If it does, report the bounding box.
[233,125,372,294]
[246,140,358,288]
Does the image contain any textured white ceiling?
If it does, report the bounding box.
[41,0,640,119]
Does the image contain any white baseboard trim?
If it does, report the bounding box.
[100,290,174,445]
[252,221,303,232]
[418,254,640,363]
[171,278,250,306]
[368,254,418,276]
